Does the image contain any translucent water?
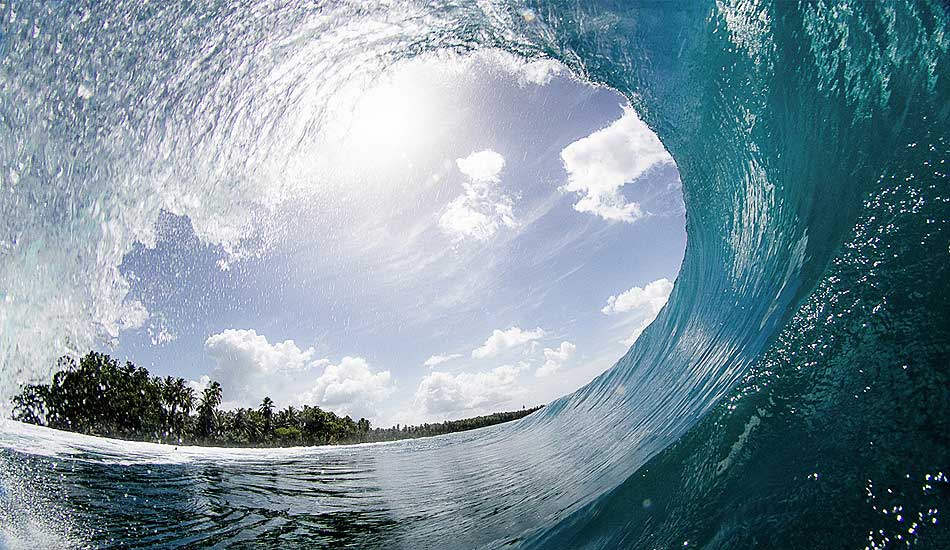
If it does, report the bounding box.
[0,1,947,548]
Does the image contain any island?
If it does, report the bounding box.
[10,351,542,447]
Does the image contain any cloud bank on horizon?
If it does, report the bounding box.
[197,329,394,420]
[192,277,675,423]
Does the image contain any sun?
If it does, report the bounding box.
[337,64,443,170]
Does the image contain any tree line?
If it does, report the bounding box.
[10,351,542,447]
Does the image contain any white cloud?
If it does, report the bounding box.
[534,363,559,378]
[187,375,211,395]
[200,328,394,420]
[104,300,149,338]
[414,363,529,415]
[438,149,517,240]
[601,278,674,346]
[543,341,576,363]
[299,356,395,420]
[456,149,506,181]
[560,106,673,222]
[536,341,576,378]
[472,326,546,359]
[423,353,462,368]
[601,278,674,316]
[205,328,322,380]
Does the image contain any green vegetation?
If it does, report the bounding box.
[11,351,542,447]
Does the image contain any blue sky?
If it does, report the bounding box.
[110,51,685,426]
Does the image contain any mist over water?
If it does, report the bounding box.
[1,1,948,548]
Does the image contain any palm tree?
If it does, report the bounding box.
[231,408,254,443]
[197,381,222,441]
[275,406,299,429]
[175,379,195,442]
[203,381,223,408]
[158,376,178,440]
[357,418,371,442]
[259,397,275,439]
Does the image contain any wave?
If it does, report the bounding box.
[1,0,948,548]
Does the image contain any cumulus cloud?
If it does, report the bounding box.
[423,353,462,368]
[414,363,529,415]
[200,329,393,419]
[472,326,546,359]
[457,149,506,181]
[299,356,394,419]
[601,278,674,346]
[204,328,323,384]
[601,278,674,316]
[536,341,576,378]
[438,150,517,240]
[560,106,674,222]
[187,374,211,395]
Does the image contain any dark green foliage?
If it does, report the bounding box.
[360,409,543,443]
[13,352,164,440]
[11,351,542,447]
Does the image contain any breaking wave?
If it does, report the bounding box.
[0,1,947,548]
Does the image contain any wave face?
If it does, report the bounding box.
[1,0,948,548]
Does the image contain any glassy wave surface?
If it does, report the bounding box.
[1,1,948,548]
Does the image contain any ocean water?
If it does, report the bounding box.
[0,0,948,548]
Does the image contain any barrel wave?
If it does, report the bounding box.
[0,1,948,548]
